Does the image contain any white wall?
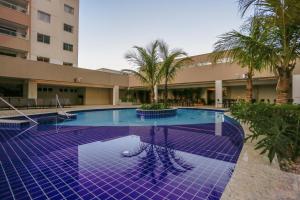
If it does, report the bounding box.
[293,75,300,104]
[30,0,79,66]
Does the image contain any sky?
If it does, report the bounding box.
[78,0,245,70]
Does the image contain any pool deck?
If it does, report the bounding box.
[0,105,298,199]
[221,122,300,200]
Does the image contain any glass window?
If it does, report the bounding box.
[37,33,50,44]
[64,24,73,33]
[64,4,74,14]
[38,11,51,23]
[63,43,73,52]
[37,56,50,63]
[63,62,73,66]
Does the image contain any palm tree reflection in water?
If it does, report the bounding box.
[122,126,194,184]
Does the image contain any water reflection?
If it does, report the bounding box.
[215,112,224,136]
[122,126,194,184]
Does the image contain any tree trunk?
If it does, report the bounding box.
[164,79,168,106]
[150,87,155,104]
[245,73,253,103]
[276,68,291,104]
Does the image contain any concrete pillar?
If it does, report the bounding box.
[293,75,300,104]
[215,80,223,107]
[154,85,158,102]
[113,85,119,106]
[27,80,37,99]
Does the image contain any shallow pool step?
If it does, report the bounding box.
[0,119,31,130]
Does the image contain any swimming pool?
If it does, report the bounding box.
[0,108,244,200]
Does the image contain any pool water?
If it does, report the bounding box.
[0,108,244,200]
[59,109,221,126]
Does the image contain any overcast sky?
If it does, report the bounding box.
[78,0,245,70]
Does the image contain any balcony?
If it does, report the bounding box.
[0,26,27,39]
[0,27,29,52]
[0,0,28,13]
[0,0,30,26]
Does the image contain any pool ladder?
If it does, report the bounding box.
[56,94,70,119]
[0,97,38,124]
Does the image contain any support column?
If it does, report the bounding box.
[27,80,37,99]
[154,85,158,103]
[215,80,223,108]
[113,85,119,106]
[293,75,300,104]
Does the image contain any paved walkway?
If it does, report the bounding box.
[222,123,300,200]
[0,105,138,118]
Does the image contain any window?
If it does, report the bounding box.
[196,61,212,67]
[38,11,51,23]
[64,4,74,14]
[0,50,17,57]
[37,33,50,44]
[37,56,50,63]
[63,24,73,33]
[63,43,73,52]
[63,62,73,66]
[216,58,233,64]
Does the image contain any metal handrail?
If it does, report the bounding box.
[56,95,69,119]
[0,0,27,13]
[0,97,38,124]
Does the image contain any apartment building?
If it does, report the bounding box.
[0,0,299,106]
[0,0,30,58]
[0,0,79,66]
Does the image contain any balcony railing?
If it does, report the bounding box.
[0,0,27,14]
[0,26,27,39]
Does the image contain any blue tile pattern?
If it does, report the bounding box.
[136,109,177,118]
[0,110,244,200]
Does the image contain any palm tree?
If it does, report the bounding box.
[158,40,191,106]
[212,18,266,102]
[123,41,162,103]
[238,0,300,104]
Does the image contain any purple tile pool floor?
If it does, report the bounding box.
[0,118,244,200]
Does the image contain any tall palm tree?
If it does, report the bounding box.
[212,18,266,102]
[123,41,162,103]
[238,0,300,104]
[159,40,191,105]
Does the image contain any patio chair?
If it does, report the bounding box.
[36,98,44,108]
[19,98,29,108]
[0,97,10,110]
[63,98,71,107]
[9,98,20,108]
[28,99,37,108]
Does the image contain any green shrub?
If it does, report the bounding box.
[140,103,170,110]
[230,102,300,163]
